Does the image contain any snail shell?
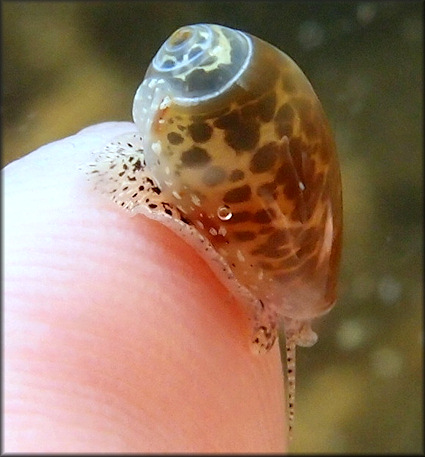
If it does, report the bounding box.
[88,24,342,352]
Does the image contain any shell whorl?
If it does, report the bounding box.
[144,24,252,103]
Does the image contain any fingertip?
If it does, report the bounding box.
[4,124,288,452]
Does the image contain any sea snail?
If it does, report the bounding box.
[87,23,342,430]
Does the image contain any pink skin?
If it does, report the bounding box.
[3,122,287,453]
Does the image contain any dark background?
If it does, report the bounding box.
[2,1,423,453]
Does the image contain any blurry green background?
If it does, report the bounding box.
[2,1,423,453]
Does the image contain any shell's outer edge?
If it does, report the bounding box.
[85,132,279,353]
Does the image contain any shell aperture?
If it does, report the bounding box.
[88,23,342,353]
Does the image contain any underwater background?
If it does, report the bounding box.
[2,1,423,453]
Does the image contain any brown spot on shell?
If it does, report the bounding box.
[258,93,277,122]
[250,142,279,174]
[229,169,245,182]
[181,146,211,167]
[283,178,302,201]
[275,103,295,121]
[275,163,297,186]
[188,122,213,143]
[225,211,251,224]
[252,209,275,224]
[167,132,184,145]
[214,110,260,152]
[225,120,260,152]
[223,185,252,204]
[275,103,295,138]
[185,68,223,95]
[276,122,293,138]
[240,93,276,123]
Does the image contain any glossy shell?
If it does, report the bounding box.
[132,24,343,324]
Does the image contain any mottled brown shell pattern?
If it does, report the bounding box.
[87,24,342,353]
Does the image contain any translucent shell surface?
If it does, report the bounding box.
[133,24,342,324]
[88,24,342,352]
